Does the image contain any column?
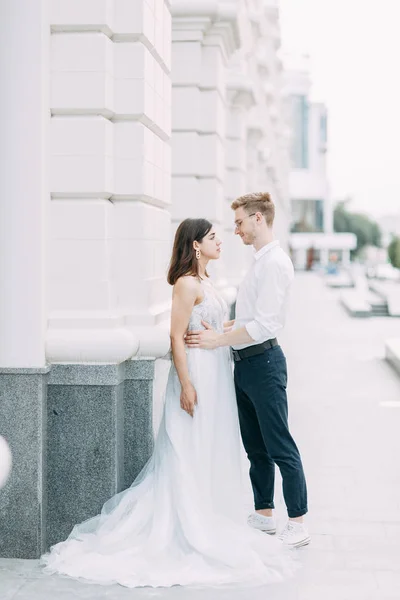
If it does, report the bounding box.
[170,1,240,285]
[224,77,255,286]
[0,1,47,368]
[342,248,351,267]
[42,0,172,553]
[48,0,172,358]
[0,0,49,558]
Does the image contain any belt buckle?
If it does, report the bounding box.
[232,349,241,362]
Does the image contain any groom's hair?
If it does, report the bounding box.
[231,192,275,227]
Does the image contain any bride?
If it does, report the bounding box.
[41,218,295,588]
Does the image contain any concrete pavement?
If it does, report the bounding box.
[1,272,400,599]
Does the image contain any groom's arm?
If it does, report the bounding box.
[243,260,287,344]
[186,259,292,350]
[216,325,254,347]
[185,323,254,349]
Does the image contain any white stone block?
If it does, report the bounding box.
[200,90,225,136]
[114,158,152,197]
[154,166,164,201]
[49,199,112,239]
[114,43,155,87]
[226,106,246,140]
[114,42,145,79]
[153,0,164,21]
[171,42,202,85]
[51,155,113,196]
[201,46,224,93]
[49,239,109,280]
[51,116,113,156]
[114,0,154,46]
[154,92,165,134]
[171,176,223,223]
[198,178,224,223]
[51,33,113,72]
[143,161,156,198]
[163,172,171,206]
[225,169,246,200]
[154,14,164,59]
[198,134,224,180]
[149,276,171,307]
[110,201,170,241]
[154,62,164,97]
[114,79,155,122]
[114,121,155,163]
[163,4,171,67]
[153,134,163,170]
[50,0,114,31]
[163,71,171,107]
[51,117,113,195]
[226,137,246,170]
[146,0,155,13]
[171,177,200,220]
[119,275,171,318]
[171,132,199,176]
[223,198,236,226]
[51,72,114,114]
[115,278,150,311]
[172,87,200,131]
[49,281,115,311]
[111,240,155,281]
[163,101,171,138]
[154,241,171,278]
[163,142,171,175]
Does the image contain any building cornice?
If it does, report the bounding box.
[171,0,240,59]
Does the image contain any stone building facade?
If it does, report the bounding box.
[0,0,290,557]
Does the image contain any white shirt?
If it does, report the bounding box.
[232,240,294,350]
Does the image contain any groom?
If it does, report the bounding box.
[185,191,310,548]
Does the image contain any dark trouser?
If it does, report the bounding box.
[234,345,308,519]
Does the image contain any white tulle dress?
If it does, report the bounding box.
[41,279,295,588]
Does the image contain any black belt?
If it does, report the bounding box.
[231,338,278,362]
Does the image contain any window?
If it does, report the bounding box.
[320,113,328,145]
[290,95,309,169]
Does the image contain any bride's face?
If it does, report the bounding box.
[198,227,222,260]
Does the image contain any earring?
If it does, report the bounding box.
[195,249,200,260]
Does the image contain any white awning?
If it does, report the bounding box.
[289,232,357,250]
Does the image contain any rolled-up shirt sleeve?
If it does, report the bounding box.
[245,260,291,342]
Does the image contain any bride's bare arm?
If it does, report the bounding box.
[170,277,202,416]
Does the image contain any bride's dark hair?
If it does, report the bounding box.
[167,218,213,285]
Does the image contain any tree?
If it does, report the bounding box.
[333,201,382,256]
[388,237,400,269]
[291,219,316,233]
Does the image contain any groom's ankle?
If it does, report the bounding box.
[256,508,273,518]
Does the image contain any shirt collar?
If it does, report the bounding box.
[254,240,280,261]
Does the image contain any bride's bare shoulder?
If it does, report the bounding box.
[173,275,201,295]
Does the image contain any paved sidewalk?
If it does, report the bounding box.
[2,273,400,599]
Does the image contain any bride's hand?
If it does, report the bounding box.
[180,383,198,417]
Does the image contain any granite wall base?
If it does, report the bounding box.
[0,360,155,557]
[0,368,49,558]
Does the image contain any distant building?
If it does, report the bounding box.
[283,63,356,268]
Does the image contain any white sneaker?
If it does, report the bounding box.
[278,521,311,548]
[247,513,277,535]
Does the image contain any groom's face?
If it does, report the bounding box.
[234,208,256,246]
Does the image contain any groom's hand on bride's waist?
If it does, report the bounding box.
[185,321,220,349]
